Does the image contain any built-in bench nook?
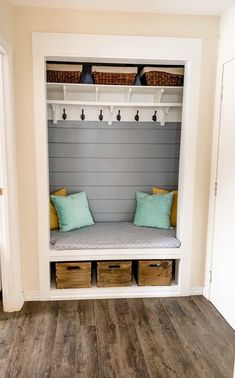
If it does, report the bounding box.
[32,33,201,300]
[47,62,182,294]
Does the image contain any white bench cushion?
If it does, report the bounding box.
[50,222,180,250]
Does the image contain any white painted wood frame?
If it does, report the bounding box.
[32,33,202,301]
[0,34,23,311]
[203,60,224,300]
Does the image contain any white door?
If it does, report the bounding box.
[210,59,235,329]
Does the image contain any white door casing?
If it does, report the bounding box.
[0,35,23,312]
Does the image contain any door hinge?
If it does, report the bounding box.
[0,187,3,196]
[209,270,212,284]
[215,182,218,196]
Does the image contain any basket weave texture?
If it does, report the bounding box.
[145,71,184,86]
[47,70,81,83]
[93,72,136,85]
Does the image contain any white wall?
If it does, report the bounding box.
[0,0,12,45]
[219,4,235,62]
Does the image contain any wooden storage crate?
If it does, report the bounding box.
[55,262,91,289]
[137,260,172,286]
[97,261,132,287]
[46,63,82,83]
[140,67,184,86]
[92,66,137,85]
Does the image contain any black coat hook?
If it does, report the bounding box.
[99,109,103,121]
[152,110,157,122]
[62,108,67,121]
[135,110,139,122]
[80,109,85,121]
[116,110,121,122]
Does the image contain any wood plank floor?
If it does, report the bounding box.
[0,296,234,378]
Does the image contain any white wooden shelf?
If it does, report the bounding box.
[49,247,183,262]
[50,284,181,300]
[50,274,180,300]
[47,82,183,125]
[49,251,181,300]
[47,100,182,107]
[47,82,183,95]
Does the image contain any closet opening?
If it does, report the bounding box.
[46,60,184,291]
[33,33,202,299]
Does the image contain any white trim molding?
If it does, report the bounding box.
[23,286,203,302]
[203,70,222,299]
[0,34,23,312]
[23,291,40,301]
[188,286,203,296]
[32,33,202,301]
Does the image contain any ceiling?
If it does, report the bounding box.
[10,0,235,16]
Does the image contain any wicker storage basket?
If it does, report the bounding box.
[47,64,83,83]
[56,262,91,289]
[97,261,132,287]
[92,66,137,85]
[137,260,172,286]
[140,67,184,86]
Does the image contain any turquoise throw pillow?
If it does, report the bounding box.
[50,192,94,232]
[133,191,174,229]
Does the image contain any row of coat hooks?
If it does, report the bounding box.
[62,108,158,122]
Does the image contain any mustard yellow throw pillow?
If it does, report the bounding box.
[152,187,178,227]
[50,188,67,229]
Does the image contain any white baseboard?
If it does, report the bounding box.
[202,284,210,299]
[23,286,204,301]
[188,286,203,295]
[24,291,40,301]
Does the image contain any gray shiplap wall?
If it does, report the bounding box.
[48,121,181,221]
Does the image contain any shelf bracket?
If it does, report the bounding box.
[159,107,170,126]
[51,104,58,124]
[63,85,67,101]
[95,86,99,102]
[108,105,114,126]
[159,88,165,102]
[154,88,164,103]
[125,88,132,102]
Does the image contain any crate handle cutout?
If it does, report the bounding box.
[149,264,161,268]
[149,262,169,268]
[109,265,121,269]
[67,266,81,270]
